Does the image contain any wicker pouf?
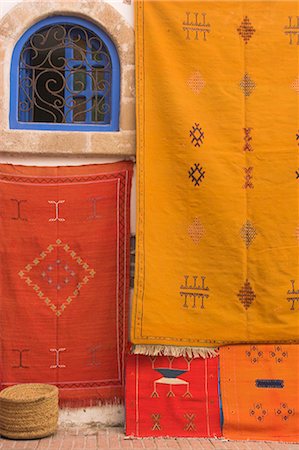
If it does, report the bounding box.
[0,384,58,440]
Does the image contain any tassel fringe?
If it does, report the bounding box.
[132,344,219,359]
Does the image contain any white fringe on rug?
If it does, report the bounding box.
[132,345,219,359]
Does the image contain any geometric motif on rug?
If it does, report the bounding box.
[245,345,290,365]
[243,167,254,189]
[284,16,299,45]
[179,275,209,309]
[237,16,256,44]
[240,73,256,97]
[249,403,268,422]
[243,127,253,152]
[245,345,264,364]
[190,123,205,147]
[286,280,299,311]
[291,77,299,93]
[18,239,96,317]
[270,346,289,364]
[220,345,299,441]
[187,217,205,245]
[237,279,256,310]
[275,403,295,421]
[182,12,211,41]
[186,72,206,94]
[188,163,206,186]
[125,354,221,437]
[240,220,257,248]
[150,356,192,398]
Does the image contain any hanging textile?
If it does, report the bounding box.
[126,354,221,437]
[220,344,299,442]
[132,0,299,352]
[0,162,133,406]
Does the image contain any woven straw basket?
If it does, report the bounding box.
[0,384,58,439]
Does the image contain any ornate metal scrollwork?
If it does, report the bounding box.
[18,24,112,124]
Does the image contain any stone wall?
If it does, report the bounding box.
[0,0,135,155]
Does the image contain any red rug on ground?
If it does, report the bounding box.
[125,354,221,437]
[0,162,133,405]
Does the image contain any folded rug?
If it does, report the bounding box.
[126,354,221,437]
[220,345,299,442]
[0,162,133,405]
[132,0,299,352]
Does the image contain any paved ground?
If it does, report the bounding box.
[0,427,299,450]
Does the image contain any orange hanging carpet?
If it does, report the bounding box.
[220,345,299,442]
[132,0,299,352]
[0,162,133,405]
[125,354,221,437]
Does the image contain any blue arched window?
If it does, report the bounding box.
[10,16,120,131]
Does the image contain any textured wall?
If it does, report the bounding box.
[0,0,135,156]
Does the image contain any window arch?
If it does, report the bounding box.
[10,16,120,131]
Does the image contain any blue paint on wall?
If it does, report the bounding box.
[10,16,120,132]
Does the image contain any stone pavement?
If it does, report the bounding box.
[0,427,299,450]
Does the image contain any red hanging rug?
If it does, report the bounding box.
[0,162,133,406]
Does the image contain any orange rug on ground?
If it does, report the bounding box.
[125,354,221,437]
[0,162,133,405]
[220,345,299,442]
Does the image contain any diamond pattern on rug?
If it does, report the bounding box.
[237,16,256,43]
[190,123,205,147]
[237,280,256,310]
[187,72,206,94]
[240,73,256,97]
[275,403,295,421]
[291,77,299,93]
[41,259,77,291]
[18,239,96,317]
[240,220,257,248]
[188,164,205,186]
[187,217,205,245]
[249,403,268,422]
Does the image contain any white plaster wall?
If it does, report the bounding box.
[0,0,135,425]
[59,404,125,427]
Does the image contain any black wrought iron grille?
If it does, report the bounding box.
[18,24,112,124]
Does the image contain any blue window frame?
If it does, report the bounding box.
[10,16,120,131]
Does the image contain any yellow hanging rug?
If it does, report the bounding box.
[132,0,299,355]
